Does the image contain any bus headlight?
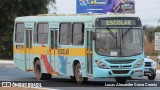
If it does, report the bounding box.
[134,59,144,68]
[95,60,109,69]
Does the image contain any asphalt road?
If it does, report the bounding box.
[0,63,160,90]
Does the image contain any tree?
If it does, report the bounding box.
[154,26,160,32]
[143,25,155,43]
[0,0,55,59]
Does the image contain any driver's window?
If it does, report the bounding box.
[133,30,141,44]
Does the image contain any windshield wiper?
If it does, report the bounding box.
[106,27,117,39]
[122,28,132,38]
[122,28,132,44]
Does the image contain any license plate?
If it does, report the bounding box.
[144,68,149,71]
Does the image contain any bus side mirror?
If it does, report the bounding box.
[91,32,96,40]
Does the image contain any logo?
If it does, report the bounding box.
[119,65,123,68]
[2,82,11,87]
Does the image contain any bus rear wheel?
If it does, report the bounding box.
[115,77,127,84]
[34,60,51,80]
[70,76,76,82]
[74,63,88,84]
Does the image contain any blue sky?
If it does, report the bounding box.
[54,0,160,26]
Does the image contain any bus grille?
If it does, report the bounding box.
[112,70,129,74]
[106,59,135,64]
[145,62,151,67]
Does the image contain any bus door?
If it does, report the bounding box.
[25,29,33,71]
[14,23,25,71]
[87,30,93,75]
[50,30,58,75]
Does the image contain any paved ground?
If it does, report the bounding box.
[0,60,160,90]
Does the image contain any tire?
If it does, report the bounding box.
[74,63,88,84]
[34,60,52,80]
[127,76,132,80]
[148,73,156,80]
[115,77,127,84]
[70,76,76,82]
[45,74,52,80]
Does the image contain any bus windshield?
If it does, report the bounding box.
[95,28,143,57]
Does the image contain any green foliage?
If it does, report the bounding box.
[0,0,55,59]
[143,26,155,43]
[154,26,160,32]
[146,52,159,56]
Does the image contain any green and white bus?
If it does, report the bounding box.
[13,14,145,84]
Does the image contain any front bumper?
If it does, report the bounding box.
[93,66,144,78]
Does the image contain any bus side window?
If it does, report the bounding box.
[59,23,72,45]
[34,23,37,44]
[37,23,48,44]
[73,23,84,45]
[15,23,24,43]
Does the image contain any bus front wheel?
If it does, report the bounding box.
[34,60,51,80]
[74,63,88,84]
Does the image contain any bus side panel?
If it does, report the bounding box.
[14,53,26,71]
[32,54,49,74]
[13,44,26,71]
[32,45,51,74]
[67,56,87,77]
[55,48,87,77]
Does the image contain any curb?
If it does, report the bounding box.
[0,60,14,64]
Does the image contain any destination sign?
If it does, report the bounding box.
[105,20,135,26]
[95,17,141,27]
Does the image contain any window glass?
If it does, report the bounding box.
[38,24,44,33]
[15,23,24,43]
[44,24,49,33]
[59,23,71,45]
[37,23,48,44]
[34,24,37,43]
[73,23,84,45]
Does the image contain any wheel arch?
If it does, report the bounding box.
[33,57,40,67]
[73,60,80,73]
[33,57,41,72]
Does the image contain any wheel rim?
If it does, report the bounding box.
[77,69,82,80]
[75,64,83,82]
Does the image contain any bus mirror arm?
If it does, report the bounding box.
[91,32,96,40]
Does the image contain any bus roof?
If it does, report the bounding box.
[15,14,140,23]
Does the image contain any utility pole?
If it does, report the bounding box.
[123,0,126,15]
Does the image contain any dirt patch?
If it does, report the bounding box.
[157,65,160,70]
[149,56,157,60]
